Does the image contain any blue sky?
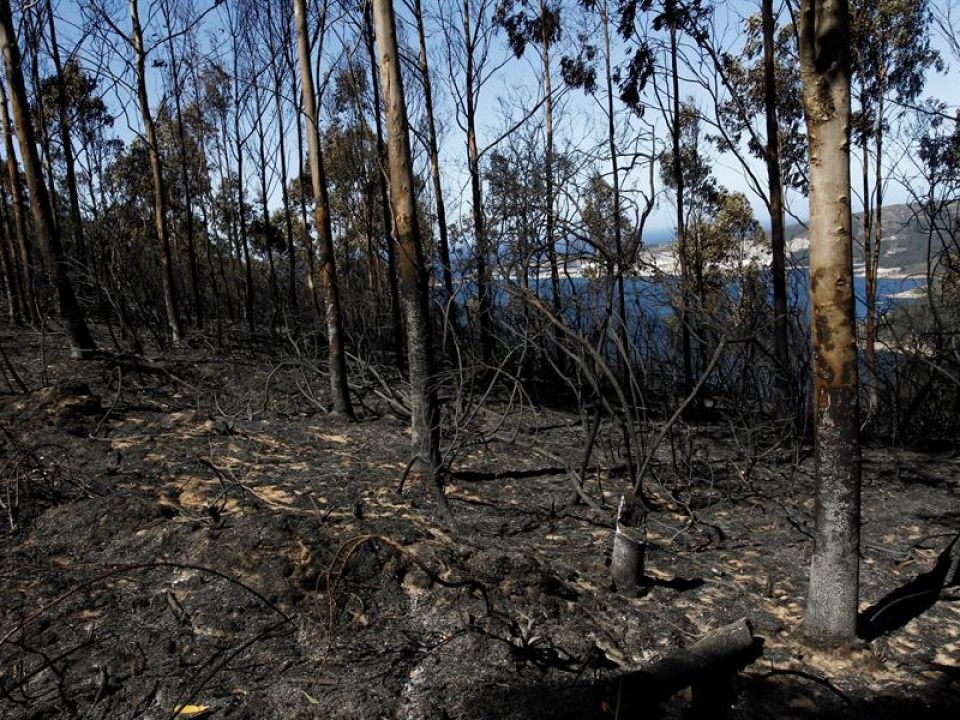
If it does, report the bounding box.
[40,0,960,243]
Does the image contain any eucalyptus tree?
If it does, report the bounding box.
[410,0,455,310]
[43,0,87,267]
[159,0,204,328]
[683,0,805,403]
[362,6,404,364]
[294,0,354,418]
[128,0,184,343]
[0,1,94,357]
[0,81,35,324]
[851,0,940,414]
[798,0,862,643]
[494,0,563,324]
[442,0,504,362]
[372,0,456,528]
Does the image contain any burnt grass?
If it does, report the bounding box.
[1,326,960,719]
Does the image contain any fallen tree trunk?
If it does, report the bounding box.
[604,618,760,716]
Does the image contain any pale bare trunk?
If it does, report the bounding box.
[799,0,862,643]
[371,0,454,529]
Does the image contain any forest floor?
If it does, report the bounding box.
[1,325,960,719]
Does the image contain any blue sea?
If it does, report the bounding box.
[460,270,926,324]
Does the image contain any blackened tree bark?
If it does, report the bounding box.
[0,1,93,357]
[45,0,87,268]
[160,0,203,328]
[412,0,454,312]
[294,0,354,418]
[463,0,492,362]
[798,0,862,643]
[762,0,790,402]
[371,0,455,529]
[669,22,693,395]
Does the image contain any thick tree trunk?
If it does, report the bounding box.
[290,63,321,317]
[371,0,455,530]
[364,11,404,369]
[605,618,758,715]
[762,0,791,403]
[294,0,354,418]
[129,0,182,345]
[798,0,862,643]
[0,3,93,357]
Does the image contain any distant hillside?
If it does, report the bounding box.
[784,203,958,278]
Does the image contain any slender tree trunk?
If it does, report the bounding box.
[0,1,93,356]
[541,2,562,333]
[0,154,24,320]
[464,0,492,362]
[162,4,203,329]
[129,0,182,344]
[45,1,86,267]
[602,0,629,372]
[371,0,455,529]
[264,0,298,319]
[762,0,790,402]
[413,0,454,311]
[670,24,693,394]
[866,92,885,414]
[253,81,281,324]
[0,193,19,322]
[798,0,862,643]
[294,0,354,418]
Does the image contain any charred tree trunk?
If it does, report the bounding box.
[601,0,630,373]
[464,0,492,362]
[0,2,93,356]
[541,2,562,352]
[162,2,203,329]
[762,0,791,403]
[670,23,693,396]
[0,193,19,322]
[129,0,183,344]
[798,0,862,643]
[45,1,86,268]
[371,0,455,530]
[294,0,354,418]
[413,0,454,313]
[865,92,886,415]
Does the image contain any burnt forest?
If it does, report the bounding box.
[2,0,960,718]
